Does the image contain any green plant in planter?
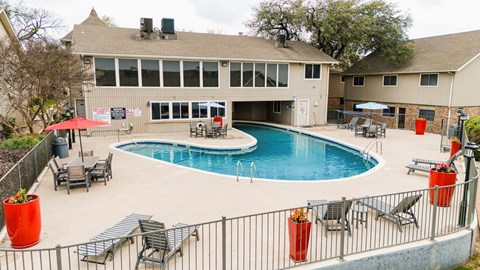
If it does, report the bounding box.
[465,115,480,161]
[0,135,41,150]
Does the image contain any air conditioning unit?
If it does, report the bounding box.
[140,18,153,32]
[161,18,175,34]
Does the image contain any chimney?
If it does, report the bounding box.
[276,34,286,48]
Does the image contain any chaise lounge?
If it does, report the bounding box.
[307,199,353,237]
[406,150,462,175]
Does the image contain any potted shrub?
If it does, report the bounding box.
[415,117,427,135]
[450,137,461,157]
[2,188,41,248]
[288,208,311,262]
[429,164,457,207]
[465,115,480,161]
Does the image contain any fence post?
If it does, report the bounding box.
[18,164,22,187]
[339,197,346,261]
[467,170,478,226]
[222,216,226,270]
[430,186,438,241]
[55,244,63,270]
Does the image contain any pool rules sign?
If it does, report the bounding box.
[111,107,126,120]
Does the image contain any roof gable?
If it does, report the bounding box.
[344,30,480,75]
[0,9,18,41]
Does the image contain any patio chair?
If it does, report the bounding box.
[377,123,387,138]
[77,213,152,264]
[48,161,67,191]
[366,124,378,138]
[53,156,67,173]
[66,165,90,194]
[95,152,113,180]
[361,118,373,127]
[406,150,462,175]
[204,125,216,139]
[354,125,365,137]
[134,219,199,269]
[90,165,108,185]
[189,123,197,137]
[307,199,352,237]
[337,117,358,130]
[358,194,422,232]
[218,123,228,138]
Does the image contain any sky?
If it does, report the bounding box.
[8,0,480,40]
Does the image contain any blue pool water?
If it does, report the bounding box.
[118,123,378,181]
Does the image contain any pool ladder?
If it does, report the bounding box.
[362,139,382,160]
[236,161,259,183]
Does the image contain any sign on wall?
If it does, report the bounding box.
[111,107,126,120]
[92,107,111,125]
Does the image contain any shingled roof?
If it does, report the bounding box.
[64,12,337,63]
[343,30,480,75]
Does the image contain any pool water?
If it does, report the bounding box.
[118,123,377,181]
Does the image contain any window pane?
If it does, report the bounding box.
[152,103,160,120]
[160,103,169,119]
[419,109,435,121]
[383,76,389,85]
[141,60,160,87]
[313,64,320,78]
[243,63,253,87]
[119,59,138,86]
[278,64,288,87]
[203,62,218,87]
[354,76,364,86]
[95,58,116,86]
[267,64,277,87]
[192,102,200,118]
[254,63,265,87]
[429,74,438,86]
[183,61,200,87]
[230,62,241,87]
[391,76,397,85]
[420,74,429,86]
[163,61,180,87]
[210,102,225,118]
[305,64,312,79]
[172,102,189,119]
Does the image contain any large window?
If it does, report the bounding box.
[305,64,321,79]
[163,61,181,87]
[151,102,170,120]
[230,62,241,87]
[203,62,219,87]
[278,64,288,87]
[383,75,397,86]
[273,101,281,113]
[420,74,438,86]
[254,63,266,87]
[419,109,435,121]
[191,102,208,119]
[95,58,116,86]
[119,59,138,86]
[242,63,254,87]
[183,61,200,87]
[210,102,226,118]
[172,102,189,119]
[383,106,395,117]
[266,64,277,87]
[141,60,160,87]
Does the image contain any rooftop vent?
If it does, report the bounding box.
[276,34,286,48]
[161,18,175,34]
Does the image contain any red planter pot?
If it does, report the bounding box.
[450,141,461,157]
[213,117,223,127]
[288,219,311,262]
[415,119,427,135]
[429,170,457,207]
[2,195,41,248]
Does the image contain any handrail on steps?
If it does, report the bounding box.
[362,139,382,159]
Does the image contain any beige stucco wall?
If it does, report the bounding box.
[83,60,330,135]
[328,73,344,98]
[344,73,453,106]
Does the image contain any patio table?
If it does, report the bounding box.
[66,156,99,170]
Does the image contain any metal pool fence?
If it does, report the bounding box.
[0,158,477,269]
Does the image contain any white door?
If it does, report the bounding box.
[298,99,309,126]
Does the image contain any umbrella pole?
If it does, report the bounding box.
[79,130,84,162]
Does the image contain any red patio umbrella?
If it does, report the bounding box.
[45,117,109,161]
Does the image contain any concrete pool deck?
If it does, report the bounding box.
[1,123,455,249]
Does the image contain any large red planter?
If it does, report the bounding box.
[2,194,41,248]
[415,119,427,135]
[213,117,223,127]
[288,219,311,262]
[450,141,461,157]
[429,170,457,207]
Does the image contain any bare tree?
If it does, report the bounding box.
[0,38,92,133]
[0,0,63,41]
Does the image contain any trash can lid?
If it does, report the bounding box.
[54,137,66,143]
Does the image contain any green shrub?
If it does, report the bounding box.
[465,115,480,160]
[0,135,41,150]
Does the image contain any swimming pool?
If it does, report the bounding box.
[118,123,378,181]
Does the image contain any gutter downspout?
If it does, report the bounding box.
[324,65,331,124]
[447,71,456,131]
